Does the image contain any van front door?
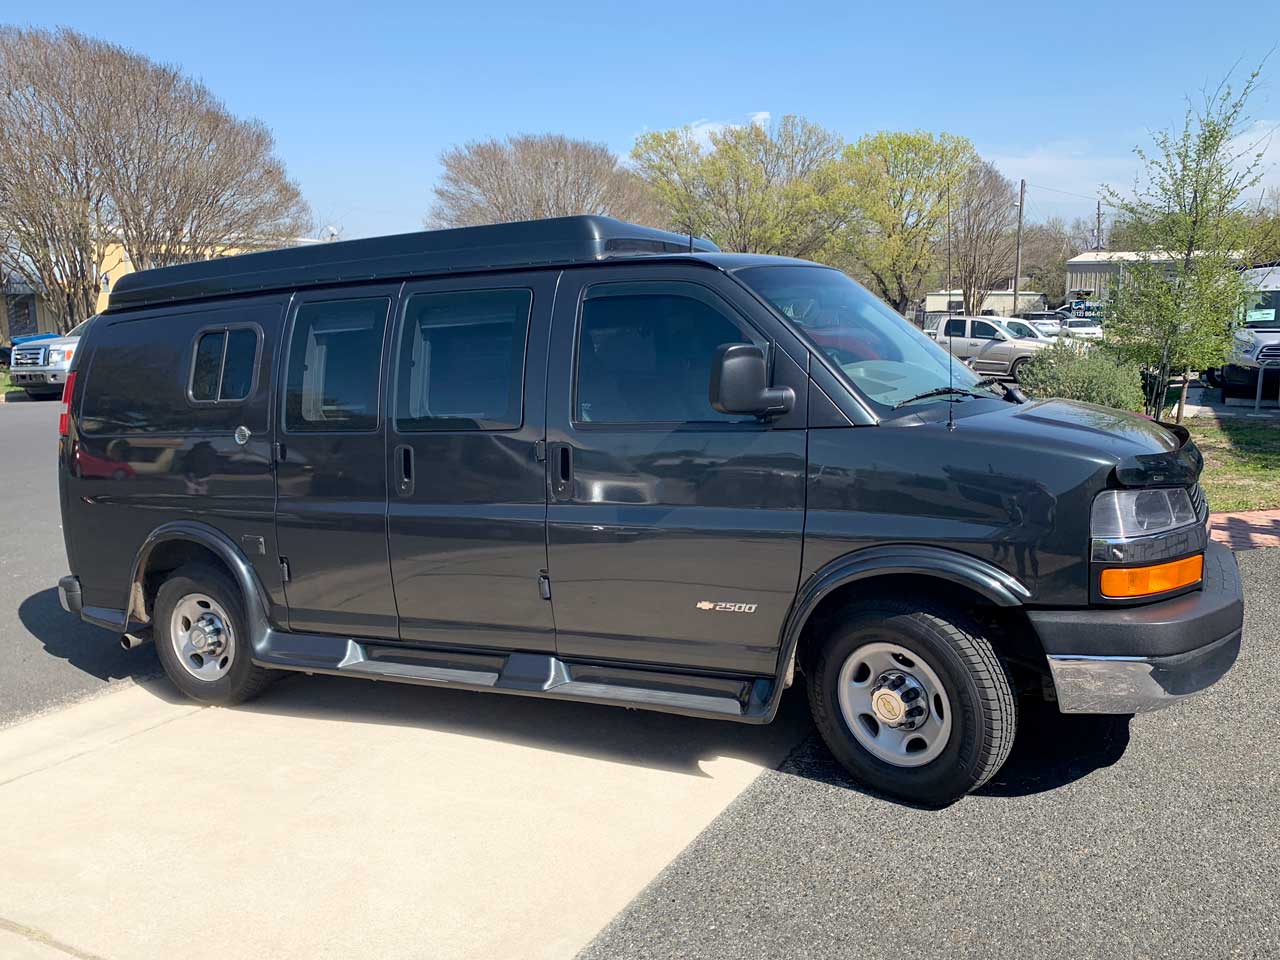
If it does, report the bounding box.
[274,286,399,638]
[544,265,808,677]
[385,272,555,651]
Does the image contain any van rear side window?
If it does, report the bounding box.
[284,298,390,433]
[189,326,261,403]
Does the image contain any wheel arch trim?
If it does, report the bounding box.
[128,521,272,643]
[762,545,1030,721]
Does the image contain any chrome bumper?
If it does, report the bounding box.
[1047,628,1241,714]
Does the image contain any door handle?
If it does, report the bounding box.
[395,444,414,497]
[551,443,574,499]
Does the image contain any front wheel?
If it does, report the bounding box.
[807,599,1017,806]
[1010,357,1030,384]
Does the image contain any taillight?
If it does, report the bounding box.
[58,371,77,437]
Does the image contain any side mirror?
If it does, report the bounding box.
[709,343,795,418]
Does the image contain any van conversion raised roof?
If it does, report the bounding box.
[107,216,720,312]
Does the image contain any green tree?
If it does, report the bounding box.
[830,131,976,312]
[1103,67,1269,421]
[631,115,844,257]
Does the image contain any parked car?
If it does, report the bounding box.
[1058,317,1104,340]
[925,315,1051,381]
[1001,318,1054,342]
[55,216,1242,806]
[0,344,10,369]
[8,317,95,399]
[1018,311,1065,336]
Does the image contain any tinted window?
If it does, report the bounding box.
[945,318,966,338]
[972,320,1000,340]
[191,332,225,401]
[576,281,756,423]
[220,329,258,401]
[285,298,388,432]
[395,289,530,431]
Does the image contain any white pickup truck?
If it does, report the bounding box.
[8,317,94,399]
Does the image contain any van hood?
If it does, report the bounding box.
[925,397,1203,487]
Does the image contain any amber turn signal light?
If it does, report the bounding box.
[1100,554,1203,599]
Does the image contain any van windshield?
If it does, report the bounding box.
[737,265,996,409]
[1244,290,1280,328]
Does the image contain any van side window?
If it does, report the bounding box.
[575,281,760,424]
[394,288,531,431]
[285,298,389,432]
[189,326,261,403]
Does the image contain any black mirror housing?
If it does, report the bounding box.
[709,343,795,418]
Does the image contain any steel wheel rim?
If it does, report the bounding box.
[169,593,235,682]
[837,640,953,768]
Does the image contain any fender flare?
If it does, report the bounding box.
[128,521,273,642]
[762,544,1030,721]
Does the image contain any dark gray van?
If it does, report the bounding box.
[55,217,1243,804]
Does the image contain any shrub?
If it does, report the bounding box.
[1018,341,1145,412]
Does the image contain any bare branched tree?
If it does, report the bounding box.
[428,134,659,228]
[0,27,311,331]
[951,162,1018,316]
[0,29,115,329]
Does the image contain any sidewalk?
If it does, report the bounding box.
[1209,509,1280,551]
[0,676,808,960]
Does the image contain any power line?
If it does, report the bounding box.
[1025,182,1100,203]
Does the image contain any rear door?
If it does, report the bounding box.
[385,271,555,651]
[274,286,399,638]
[544,264,808,677]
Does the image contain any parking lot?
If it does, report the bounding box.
[1,400,1277,960]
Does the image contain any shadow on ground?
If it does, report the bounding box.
[22,584,1131,798]
[18,587,161,684]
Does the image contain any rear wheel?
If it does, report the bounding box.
[153,563,274,705]
[807,599,1017,806]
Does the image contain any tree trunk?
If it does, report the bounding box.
[1175,368,1191,423]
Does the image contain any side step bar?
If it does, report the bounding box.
[252,630,774,723]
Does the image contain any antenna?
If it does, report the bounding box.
[946,185,955,432]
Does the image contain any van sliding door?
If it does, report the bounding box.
[273,285,399,638]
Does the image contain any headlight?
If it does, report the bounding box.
[1091,488,1197,539]
[47,346,75,365]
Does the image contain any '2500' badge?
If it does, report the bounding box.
[696,601,758,613]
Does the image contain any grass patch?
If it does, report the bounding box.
[1185,417,1280,512]
[0,369,21,397]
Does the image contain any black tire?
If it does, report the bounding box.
[807,598,1017,806]
[1010,357,1030,384]
[153,562,275,705]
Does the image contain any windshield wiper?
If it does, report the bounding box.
[895,379,1003,409]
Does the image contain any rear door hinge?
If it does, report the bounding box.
[279,557,291,583]
[533,439,547,462]
[537,573,551,601]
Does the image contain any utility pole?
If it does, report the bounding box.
[1011,178,1025,318]
[1095,199,1103,251]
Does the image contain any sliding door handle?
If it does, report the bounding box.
[550,443,574,499]
[394,444,414,497]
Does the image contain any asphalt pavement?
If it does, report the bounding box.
[580,548,1280,960]
[0,401,159,726]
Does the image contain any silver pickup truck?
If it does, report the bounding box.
[9,318,94,399]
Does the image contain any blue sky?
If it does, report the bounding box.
[16,0,1280,238]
